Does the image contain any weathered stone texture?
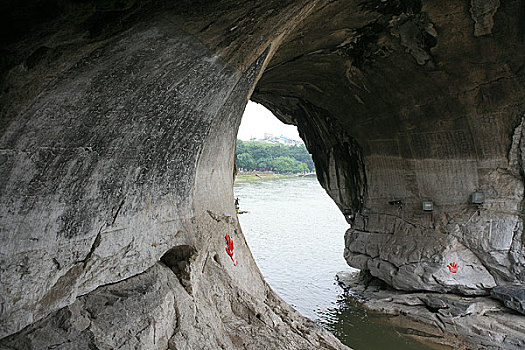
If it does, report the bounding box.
[470,0,501,36]
[0,264,179,350]
[1,19,238,339]
[252,0,525,298]
[362,289,525,350]
[337,273,525,350]
[491,285,525,315]
[0,1,349,349]
[1,0,524,349]
[345,226,497,295]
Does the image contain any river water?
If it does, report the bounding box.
[234,176,437,350]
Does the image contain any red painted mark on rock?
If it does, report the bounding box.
[447,262,459,273]
[225,234,238,266]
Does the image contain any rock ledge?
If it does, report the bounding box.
[491,285,525,315]
[337,271,525,350]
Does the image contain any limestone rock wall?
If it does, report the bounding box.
[253,0,525,296]
[1,19,236,338]
[1,0,525,348]
[0,1,346,348]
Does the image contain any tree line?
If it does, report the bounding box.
[236,140,315,173]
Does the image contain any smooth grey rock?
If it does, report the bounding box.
[491,285,525,315]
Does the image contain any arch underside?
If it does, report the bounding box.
[253,0,525,295]
[1,0,524,349]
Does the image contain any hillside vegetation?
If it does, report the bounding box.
[236,140,314,173]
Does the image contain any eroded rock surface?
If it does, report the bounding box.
[361,290,525,350]
[1,0,524,348]
[252,0,525,298]
[0,1,347,348]
[337,272,525,350]
[1,262,345,350]
[1,264,179,350]
[470,0,501,36]
[491,285,525,315]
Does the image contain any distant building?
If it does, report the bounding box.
[251,134,304,146]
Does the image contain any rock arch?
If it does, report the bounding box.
[0,0,524,348]
[252,0,525,296]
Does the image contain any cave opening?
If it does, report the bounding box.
[234,101,352,321]
[1,1,524,349]
[232,101,439,350]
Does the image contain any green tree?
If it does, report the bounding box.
[236,140,247,155]
[237,153,256,169]
[256,158,271,169]
[293,162,309,173]
[272,156,298,173]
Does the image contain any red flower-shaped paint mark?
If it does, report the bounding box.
[447,262,459,273]
[225,234,238,266]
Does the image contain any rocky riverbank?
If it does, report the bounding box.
[336,271,525,350]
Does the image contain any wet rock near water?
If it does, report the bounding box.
[335,270,361,288]
[336,275,525,350]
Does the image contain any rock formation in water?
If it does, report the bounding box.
[336,271,525,349]
[1,0,524,349]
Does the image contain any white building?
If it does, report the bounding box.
[252,134,304,146]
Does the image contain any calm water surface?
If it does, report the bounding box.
[234,176,437,350]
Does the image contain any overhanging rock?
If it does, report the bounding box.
[1,0,524,348]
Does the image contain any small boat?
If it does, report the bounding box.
[236,210,249,214]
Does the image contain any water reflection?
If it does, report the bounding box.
[318,295,445,350]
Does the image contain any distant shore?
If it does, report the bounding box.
[234,171,316,183]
